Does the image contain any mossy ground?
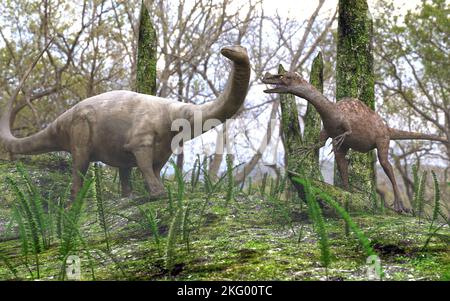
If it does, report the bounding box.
[0,156,449,281]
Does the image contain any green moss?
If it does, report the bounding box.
[136,1,157,95]
[303,52,324,181]
[0,161,448,281]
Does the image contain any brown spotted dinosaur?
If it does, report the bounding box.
[262,71,448,213]
[0,44,251,200]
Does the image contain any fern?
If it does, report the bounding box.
[247,177,253,195]
[422,171,442,250]
[138,206,161,256]
[165,206,183,271]
[170,160,185,207]
[59,175,93,259]
[93,164,111,251]
[300,178,331,269]
[260,173,268,195]
[191,155,201,192]
[16,163,50,249]
[0,251,18,279]
[292,177,378,260]
[182,202,191,253]
[225,154,234,205]
[411,164,419,214]
[7,177,40,254]
[413,170,427,220]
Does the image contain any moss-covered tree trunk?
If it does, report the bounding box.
[136,1,157,95]
[335,0,377,199]
[303,52,324,181]
[278,64,303,176]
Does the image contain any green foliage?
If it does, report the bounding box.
[225,154,234,205]
[293,178,331,269]
[260,173,268,195]
[182,202,191,253]
[0,251,18,279]
[93,164,110,251]
[5,163,58,279]
[139,206,161,256]
[167,183,174,217]
[136,0,157,95]
[421,171,443,251]
[293,177,377,260]
[413,170,427,219]
[59,176,93,259]
[191,155,201,192]
[170,160,185,207]
[165,206,183,271]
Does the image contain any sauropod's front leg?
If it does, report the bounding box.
[133,146,167,199]
[70,150,90,201]
[69,108,93,202]
[119,167,132,197]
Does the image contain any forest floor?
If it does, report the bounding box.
[0,155,449,281]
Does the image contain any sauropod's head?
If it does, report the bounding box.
[220,45,249,65]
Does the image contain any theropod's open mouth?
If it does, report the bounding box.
[263,84,286,93]
[262,73,287,93]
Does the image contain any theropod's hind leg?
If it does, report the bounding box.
[376,139,410,214]
[119,167,132,197]
[334,147,350,191]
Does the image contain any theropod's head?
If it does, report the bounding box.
[220,45,249,65]
[262,71,306,94]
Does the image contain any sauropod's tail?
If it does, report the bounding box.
[0,39,58,155]
[388,128,448,144]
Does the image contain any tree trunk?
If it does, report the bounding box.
[303,52,324,181]
[335,0,377,198]
[136,1,157,95]
[278,64,303,174]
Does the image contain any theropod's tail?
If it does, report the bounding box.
[388,128,449,144]
[0,39,59,155]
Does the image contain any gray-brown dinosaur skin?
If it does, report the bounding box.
[262,71,448,213]
[0,45,251,200]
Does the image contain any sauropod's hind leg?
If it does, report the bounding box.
[132,144,167,199]
[119,167,132,197]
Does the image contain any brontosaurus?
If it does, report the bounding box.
[0,44,251,199]
[262,71,448,213]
